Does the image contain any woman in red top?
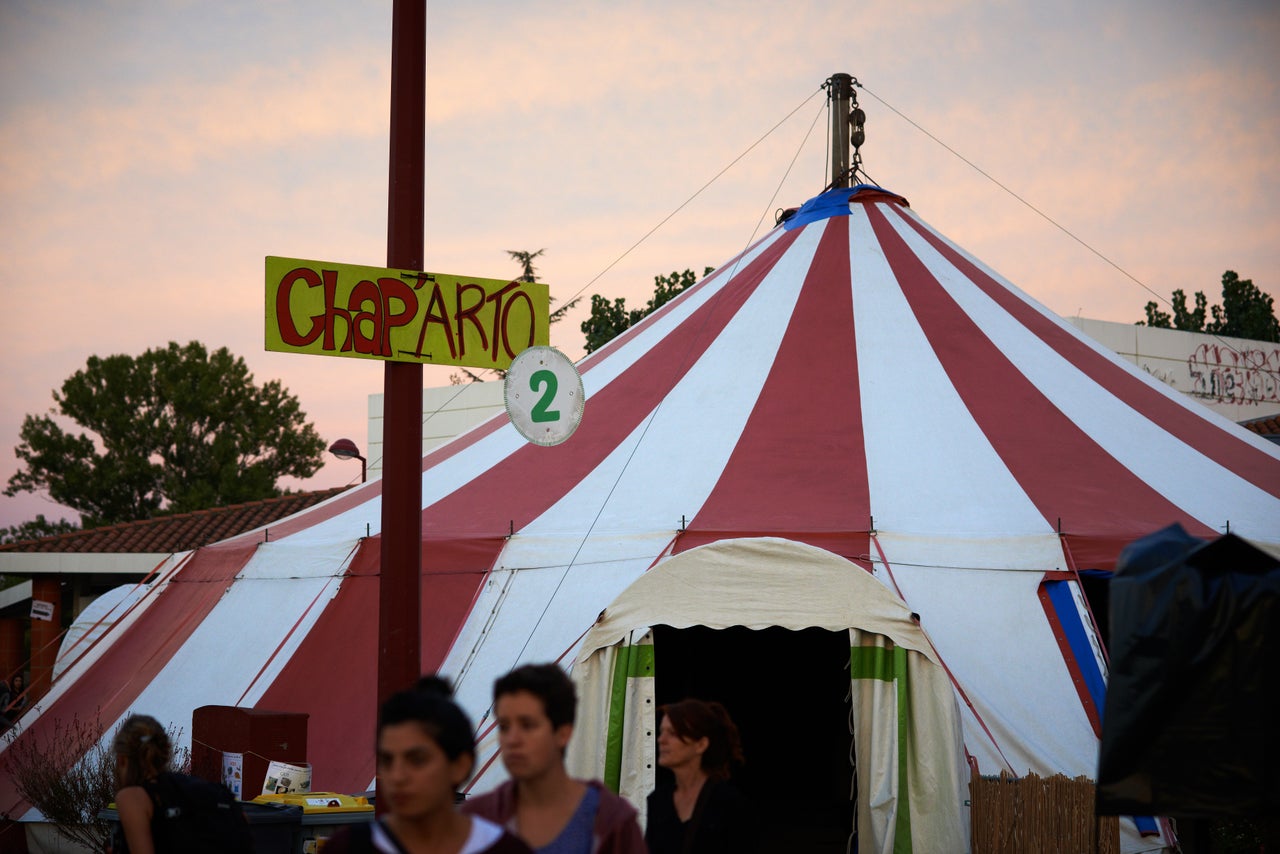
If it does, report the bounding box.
[461,663,646,854]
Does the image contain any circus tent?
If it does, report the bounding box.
[4,180,1279,852]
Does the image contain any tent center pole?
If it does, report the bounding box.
[829,72,853,188]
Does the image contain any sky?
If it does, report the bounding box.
[1,0,1278,532]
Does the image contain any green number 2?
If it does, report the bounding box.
[530,369,561,422]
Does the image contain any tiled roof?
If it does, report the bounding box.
[0,487,349,554]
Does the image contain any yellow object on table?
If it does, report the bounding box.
[252,791,373,814]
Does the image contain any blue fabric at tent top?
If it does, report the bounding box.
[783,184,910,230]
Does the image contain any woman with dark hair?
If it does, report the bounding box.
[326,675,532,854]
[7,674,28,718]
[645,698,754,854]
[112,713,257,853]
[110,714,182,853]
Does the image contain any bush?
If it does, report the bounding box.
[2,712,188,851]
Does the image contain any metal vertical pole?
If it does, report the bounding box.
[829,72,853,189]
[380,0,424,711]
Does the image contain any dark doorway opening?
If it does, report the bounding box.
[651,624,853,853]
[1077,570,1112,652]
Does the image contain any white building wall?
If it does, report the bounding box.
[368,382,505,478]
[1063,318,1280,423]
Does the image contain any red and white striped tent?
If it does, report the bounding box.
[6,184,1279,852]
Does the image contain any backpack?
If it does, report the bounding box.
[141,772,255,854]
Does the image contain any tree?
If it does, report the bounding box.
[1142,300,1171,329]
[1210,271,1279,341]
[5,341,326,528]
[0,514,79,544]
[1142,289,1208,331]
[506,248,545,283]
[581,267,713,354]
[581,294,647,354]
[1140,271,1278,342]
[451,249,580,384]
[507,248,580,325]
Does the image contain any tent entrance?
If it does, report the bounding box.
[568,538,969,851]
[651,624,854,853]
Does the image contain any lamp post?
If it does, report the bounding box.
[328,438,367,484]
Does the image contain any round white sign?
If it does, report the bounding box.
[504,346,585,446]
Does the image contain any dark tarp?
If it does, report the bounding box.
[1097,524,1279,817]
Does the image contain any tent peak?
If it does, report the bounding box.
[778,184,910,230]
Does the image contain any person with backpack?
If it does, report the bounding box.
[110,713,253,854]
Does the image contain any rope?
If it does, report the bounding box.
[187,735,309,769]
[869,533,1017,774]
[557,86,826,317]
[456,98,827,729]
[487,95,828,674]
[455,87,826,387]
[857,83,1167,305]
[856,80,1275,373]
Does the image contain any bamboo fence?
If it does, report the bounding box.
[970,770,1119,854]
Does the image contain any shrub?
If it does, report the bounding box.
[2,711,188,851]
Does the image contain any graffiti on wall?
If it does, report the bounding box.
[1143,365,1178,389]
[1185,344,1280,405]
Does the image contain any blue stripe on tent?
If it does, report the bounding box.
[1043,580,1106,718]
[1048,576,1161,840]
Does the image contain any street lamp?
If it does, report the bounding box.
[329,438,367,484]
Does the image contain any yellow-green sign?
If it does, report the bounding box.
[265,256,549,370]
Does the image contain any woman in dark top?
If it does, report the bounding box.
[111,714,174,853]
[7,674,28,718]
[645,698,753,854]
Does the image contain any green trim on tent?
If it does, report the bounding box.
[894,645,913,854]
[603,643,655,792]
[850,644,898,681]
[851,643,915,853]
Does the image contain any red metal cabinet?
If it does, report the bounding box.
[191,705,308,799]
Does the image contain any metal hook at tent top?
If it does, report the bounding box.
[823,72,868,190]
